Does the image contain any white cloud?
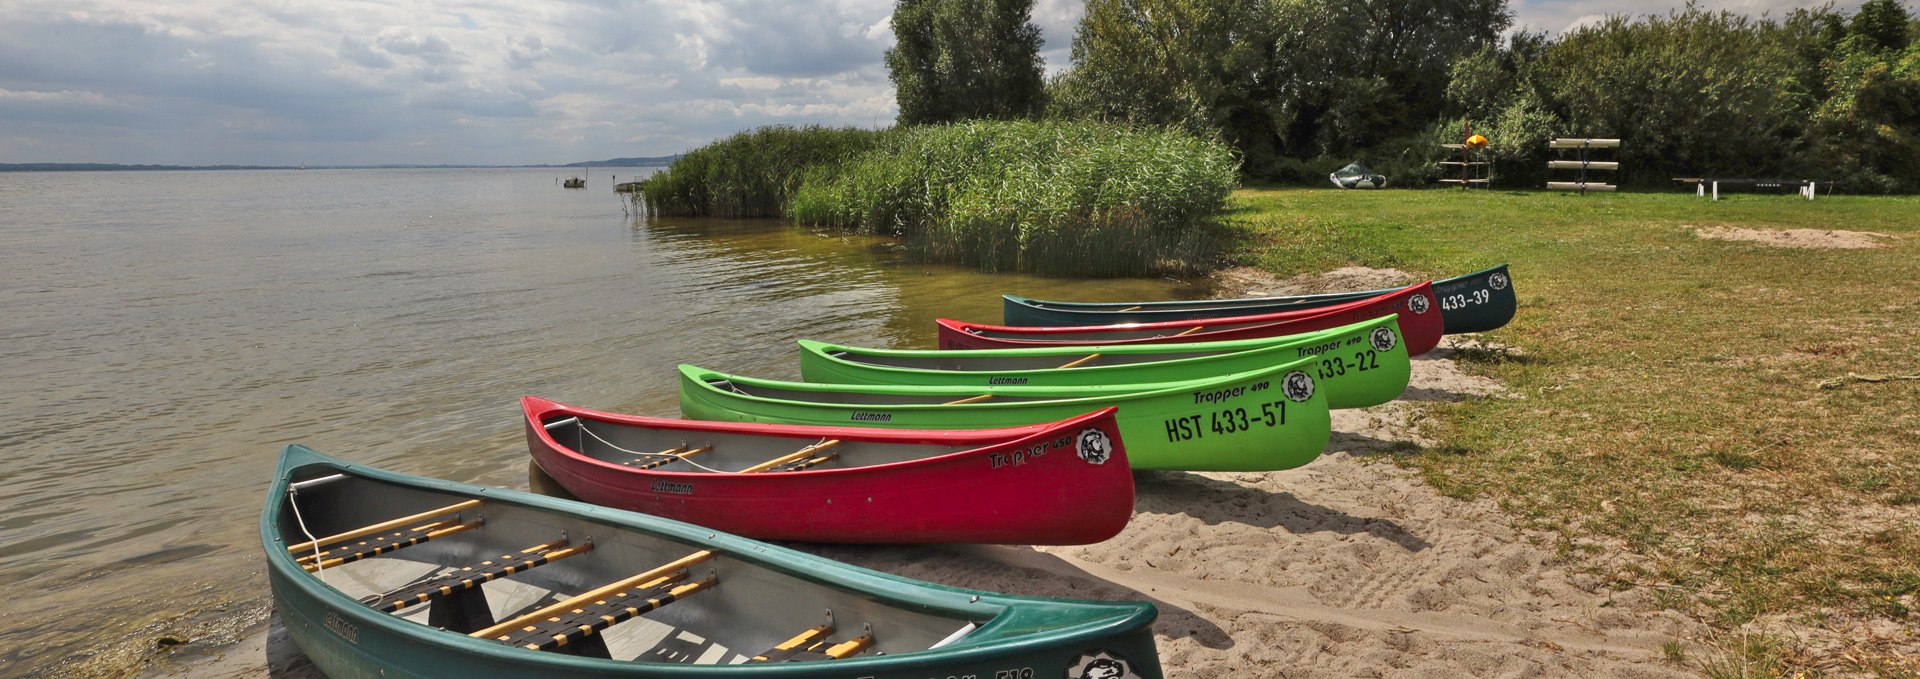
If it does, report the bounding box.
[0,0,1893,165]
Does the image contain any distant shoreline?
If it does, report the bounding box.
[0,158,678,173]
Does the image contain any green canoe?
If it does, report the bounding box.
[798,315,1410,410]
[680,358,1332,472]
[264,445,1163,678]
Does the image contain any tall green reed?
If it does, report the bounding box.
[792,120,1241,276]
[640,126,883,217]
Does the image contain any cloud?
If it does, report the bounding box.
[1,0,1883,166]
[337,36,393,69]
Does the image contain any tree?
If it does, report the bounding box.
[1851,0,1912,52]
[886,0,1045,125]
[1052,0,1510,179]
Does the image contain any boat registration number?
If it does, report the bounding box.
[1164,400,1290,442]
[1439,289,1492,310]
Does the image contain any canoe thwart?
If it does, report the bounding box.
[470,549,717,641]
[299,518,483,572]
[370,539,594,615]
[941,394,996,405]
[287,499,483,556]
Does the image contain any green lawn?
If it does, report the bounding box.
[1229,187,1920,676]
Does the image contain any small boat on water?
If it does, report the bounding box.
[522,396,1135,545]
[799,315,1411,410]
[1003,264,1516,334]
[679,358,1332,472]
[563,177,586,188]
[939,281,1444,354]
[264,445,1163,678]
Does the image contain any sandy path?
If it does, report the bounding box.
[151,269,1705,678]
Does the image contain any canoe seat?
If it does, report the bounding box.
[471,550,718,655]
[751,624,873,663]
[628,443,713,470]
[367,539,593,616]
[297,517,483,572]
[493,572,717,653]
[740,440,841,473]
[289,499,483,570]
[763,450,838,473]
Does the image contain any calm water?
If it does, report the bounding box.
[0,168,1204,676]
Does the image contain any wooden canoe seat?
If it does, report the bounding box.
[739,440,841,473]
[751,624,873,663]
[289,499,481,556]
[369,539,594,615]
[292,500,485,572]
[472,550,717,654]
[628,443,713,470]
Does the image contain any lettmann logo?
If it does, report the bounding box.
[851,412,892,422]
[988,377,1028,385]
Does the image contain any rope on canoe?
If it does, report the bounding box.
[287,487,329,583]
[574,422,735,474]
[1817,373,1920,390]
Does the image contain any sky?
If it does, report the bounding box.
[0,0,1881,166]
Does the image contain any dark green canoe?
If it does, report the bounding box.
[264,445,1162,678]
[681,357,1332,472]
[1003,264,1516,334]
[798,315,1411,410]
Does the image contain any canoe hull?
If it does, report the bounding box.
[800,316,1412,410]
[680,362,1332,472]
[265,445,1164,679]
[1004,264,1515,334]
[942,282,1444,355]
[523,398,1136,545]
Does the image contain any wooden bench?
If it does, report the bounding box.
[752,624,873,663]
[365,539,594,632]
[289,500,483,572]
[471,550,717,657]
[1675,177,1828,201]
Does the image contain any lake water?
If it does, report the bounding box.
[0,168,1205,676]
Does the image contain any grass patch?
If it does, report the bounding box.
[792,120,1240,276]
[1229,187,1920,674]
[640,125,883,218]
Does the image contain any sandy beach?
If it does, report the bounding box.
[147,268,1704,678]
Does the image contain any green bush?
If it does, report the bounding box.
[640,126,883,217]
[789,120,1241,276]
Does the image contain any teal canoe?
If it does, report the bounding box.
[798,315,1411,410]
[264,445,1163,678]
[680,358,1332,472]
[1004,263,1516,334]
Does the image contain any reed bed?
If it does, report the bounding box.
[791,120,1240,276]
[640,126,883,218]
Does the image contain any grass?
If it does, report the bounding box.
[648,121,1241,276]
[639,125,883,218]
[1227,187,1920,675]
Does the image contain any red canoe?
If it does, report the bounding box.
[522,396,1135,545]
[938,281,1445,354]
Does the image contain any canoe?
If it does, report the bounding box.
[940,281,1443,354]
[522,396,1135,545]
[264,445,1163,678]
[799,315,1411,410]
[679,358,1332,472]
[1003,264,1515,334]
